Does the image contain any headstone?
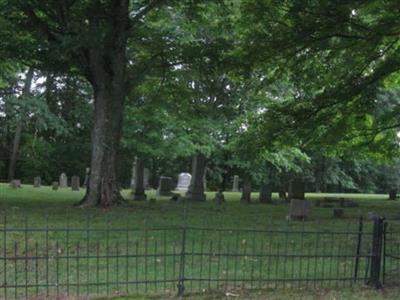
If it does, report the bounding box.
[288,199,311,220]
[288,179,305,200]
[9,179,21,188]
[259,184,272,203]
[33,176,41,188]
[59,173,68,188]
[83,167,90,186]
[176,173,192,192]
[333,208,344,218]
[389,189,397,200]
[71,176,80,191]
[52,181,59,190]
[157,176,173,196]
[232,175,239,192]
[214,190,225,205]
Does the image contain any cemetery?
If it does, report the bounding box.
[0,1,400,299]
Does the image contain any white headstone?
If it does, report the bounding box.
[59,173,68,188]
[232,175,239,192]
[176,173,192,192]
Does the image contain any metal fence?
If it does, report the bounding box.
[0,215,397,299]
[383,222,400,286]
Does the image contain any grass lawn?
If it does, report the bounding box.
[0,184,399,299]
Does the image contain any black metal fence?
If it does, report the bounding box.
[0,215,397,299]
[383,222,400,286]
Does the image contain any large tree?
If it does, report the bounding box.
[1,0,166,206]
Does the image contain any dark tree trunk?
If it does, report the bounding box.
[241,176,251,203]
[288,179,305,200]
[389,189,397,200]
[259,184,272,203]
[134,157,146,201]
[186,153,207,201]
[79,1,129,207]
[8,67,34,181]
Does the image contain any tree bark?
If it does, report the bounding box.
[133,157,146,201]
[79,1,129,207]
[186,153,207,201]
[8,67,34,181]
[259,183,272,203]
[241,176,251,203]
[389,189,397,200]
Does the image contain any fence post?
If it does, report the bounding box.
[369,217,385,289]
[353,217,363,283]
[382,222,388,285]
[177,226,187,297]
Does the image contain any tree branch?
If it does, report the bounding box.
[129,0,165,28]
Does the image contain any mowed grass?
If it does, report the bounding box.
[0,184,399,299]
[0,183,398,229]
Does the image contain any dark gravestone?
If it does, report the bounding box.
[186,154,207,201]
[157,176,173,196]
[389,189,397,200]
[33,177,41,188]
[52,182,59,190]
[259,184,272,203]
[214,190,225,211]
[9,179,22,189]
[288,179,305,200]
[71,176,80,191]
[288,199,311,220]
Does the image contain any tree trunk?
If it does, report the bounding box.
[241,176,251,203]
[79,80,126,207]
[186,153,207,201]
[389,189,397,200]
[259,183,272,203]
[8,67,34,181]
[288,179,305,200]
[78,1,130,207]
[134,157,146,201]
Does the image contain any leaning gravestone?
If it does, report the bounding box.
[59,173,68,188]
[157,176,173,196]
[52,181,59,190]
[232,175,239,192]
[33,176,41,188]
[71,176,80,191]
[9,179,22,189]
[288,199,311,220]
[175,173,192,192]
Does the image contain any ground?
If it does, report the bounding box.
[0,184,399,299]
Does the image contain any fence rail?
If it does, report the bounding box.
[0,214,397,299]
